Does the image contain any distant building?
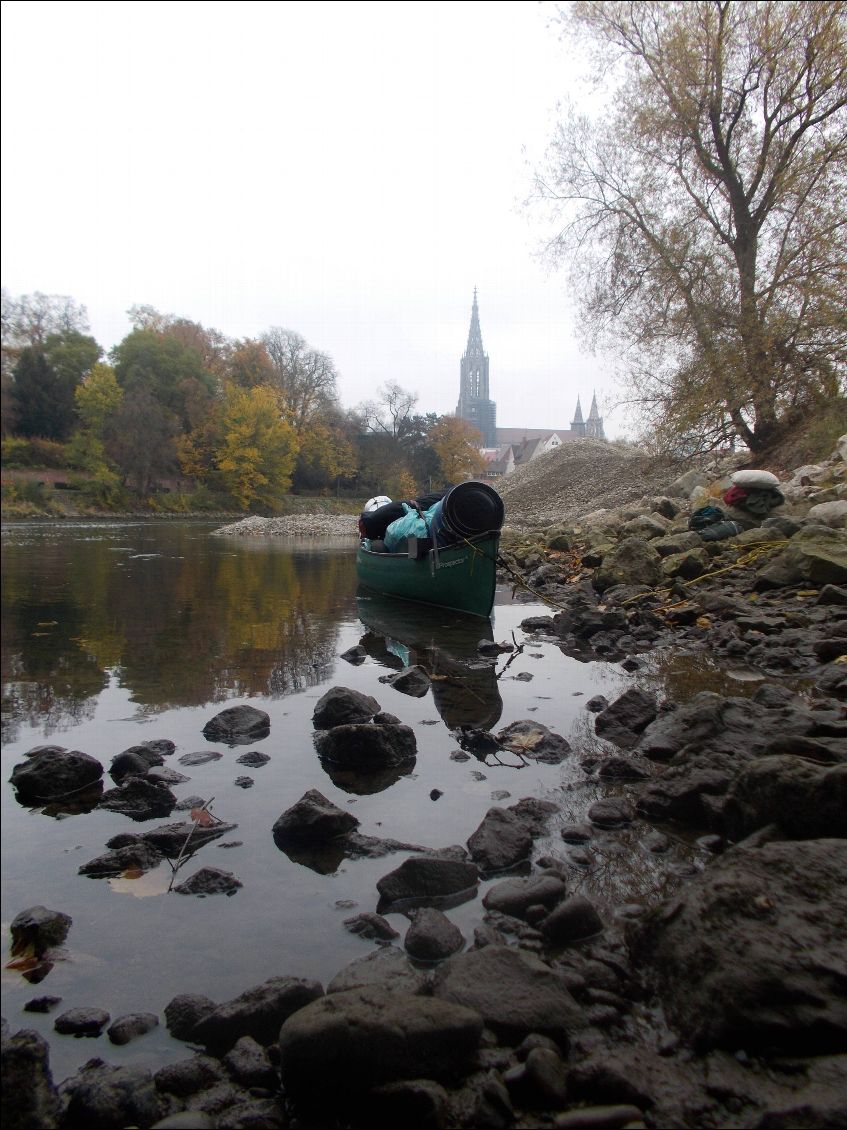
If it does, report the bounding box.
[456,287,605,472]
[456,288,497,447]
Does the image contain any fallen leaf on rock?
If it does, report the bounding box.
[191,808,215,827]
[121,868,144,880]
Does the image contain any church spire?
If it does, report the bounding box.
[465,286,484,357]
[572,396,584,424]
[585,390,605,440]
[587,391,600,420]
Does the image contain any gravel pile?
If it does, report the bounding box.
[497,438,679,529]
[213,513,359,538]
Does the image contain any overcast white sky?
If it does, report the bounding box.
[1,1,624,436]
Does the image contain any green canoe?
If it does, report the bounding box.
[356,533,500,618]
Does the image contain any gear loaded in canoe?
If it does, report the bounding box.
[356,482,505,619]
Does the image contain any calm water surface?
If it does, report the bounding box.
[1,520,759,1081]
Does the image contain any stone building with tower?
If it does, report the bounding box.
[454,289,605,476]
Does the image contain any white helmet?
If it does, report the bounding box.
[364,495,392,513]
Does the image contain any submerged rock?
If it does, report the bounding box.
[376,856,479,908]
[107,1012,159,1045]
[98,777,176,821]
[54,1007,110,1037]
[467,807,533,872]
[315,722,417,769]
[403,908,465,961]
[378,665,432,697]
[173,867,242,897]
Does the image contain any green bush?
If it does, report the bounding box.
[1,436,68,468]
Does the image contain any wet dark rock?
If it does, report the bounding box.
[432,945,584,1046]
[588,798,635,828]
[178,751,223,766]
[374,710,402,724]
[312,686,381,729]
[636,758,734,825]
[109,743,166,783]
[327,945,429,996]
[561,823,594,844]
[272,789,359,843]
[107,1011,159,1045]
[478,639,514,656]
[340,644,367,664]
[234,750,270,767]
[106,821,235,859]
[0,1026,61,1129]
[521,615,555,631]
[376,856,479,908]
[467,807,533,872]
[23,995,62,1013]
[542,895,604,943]
[594,689,658,748]
[379,665,432,697]
[154,1054,224,1097]
[192,976,323,1055]
[173,867,242,896]
[818,583,847,605]
[222,1036,278,1089]
[79,842,164,877]
[10,906,72,957]
[404,908,465,961]
[496,720,571,763]
[315,722,417,770]
[482,875,567,919]
[232,776,253,788]
[507,797,559,834]
[553,1103,646,1129]
[98,777,176,820]
[506,1045,569,1108]
[364,1078,450,1129]
[642,830,671,854]
[147,766,190,785]
[59,1061,161,1129]
[174,796,207,810]
[815,663,847,700]
[597,756,652,781]
[164,994,216,1042]
[202,704,270,744]
[343,912,399,941]
[10,747,103,802]
[54,1007,110,1037]
[279,986,483,1094]
[629,838,847,1052]
[723,756,847,841]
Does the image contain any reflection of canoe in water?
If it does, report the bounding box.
[356,594,503,731]
[356,534,500,619]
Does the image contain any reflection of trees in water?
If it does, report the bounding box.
[2,527,358,728]
[2,683,98,743]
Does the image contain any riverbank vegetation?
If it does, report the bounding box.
[1,294,485,519]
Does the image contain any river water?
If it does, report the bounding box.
[1,520,753,1082]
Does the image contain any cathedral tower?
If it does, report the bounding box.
[585,391,605,440]
[456,288,497,447]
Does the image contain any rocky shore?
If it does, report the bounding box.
[4,438,846,1129]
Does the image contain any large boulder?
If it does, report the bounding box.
[432,946,585,1046]
[202,704,270,744]
[723,757,847,841]
[312,687,381,729]
[482,874,567,919]
[58,1061,161,1129]
[376,856,478,908]
[98,778,176,821]
[279,987,483,1093]
[757,526,847,587]
[594,689,658,748]
[315,723,416,770]
[404,908,465,961]
[327,946,429,997]
[272,790,359,843]
[10,747,103,802]
[109,742,171,783]
[0,1027,60,1129]
[466,807,532,872]
[629,839,847,1052]
[594,538,663,593]
[192,976,324,1055]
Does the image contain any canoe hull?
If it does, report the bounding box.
[356,534,499,618]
